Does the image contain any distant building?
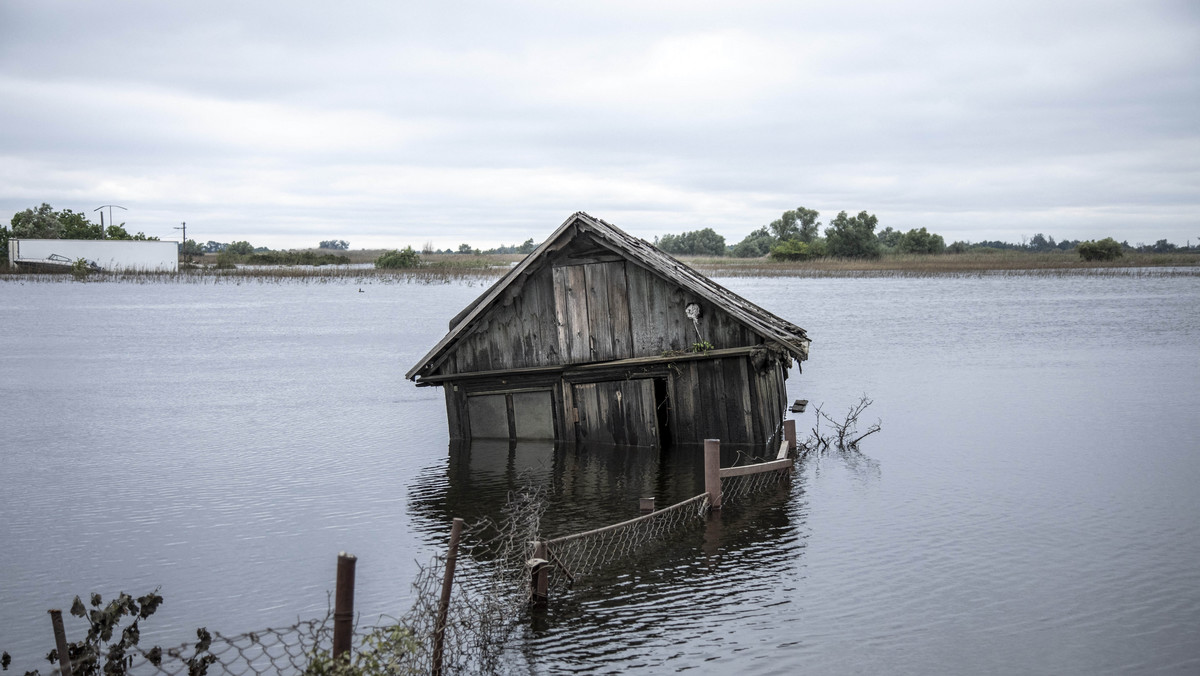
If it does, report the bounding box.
[407,212,810,450]
[8,239,179,272]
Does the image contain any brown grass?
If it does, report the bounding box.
[682,250,1200,277]
[5,249,1197,284]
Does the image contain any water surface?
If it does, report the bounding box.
[1,272,1198,674]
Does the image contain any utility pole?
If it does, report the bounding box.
[94,205,126,239]
[174,221,188,262]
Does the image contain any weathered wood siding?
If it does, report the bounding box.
[552,261,634,364]
[668,356,788,446]
[572,379,658,447]
[450,264,560,373]
[625,263,758,357]
[440,246,763,377]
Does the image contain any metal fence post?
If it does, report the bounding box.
[48,609,72,676]
[333,552,357,663]
[432,517,464,676]
[704,439,722,510]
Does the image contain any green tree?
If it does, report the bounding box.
[227,241,254,255]
[897,227,946,254]
[516,238,537,254]
[1077,237,1123,261]
[180,239,204,257]
[731,226,775,258]
[457,243,478,254]
[59,209,103,239]
[876,226,902,250]
[103,224,157,241]
[654,228,726,256]
[793,207,821,242]
[319,239,349,250]
[767,207,820,243]
[824,211,881,258]
[11,203,64,239]
[1150,239,1177,253]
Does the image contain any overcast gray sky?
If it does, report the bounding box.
[2,0,1197,250]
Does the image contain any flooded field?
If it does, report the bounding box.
[2,272,1198,674]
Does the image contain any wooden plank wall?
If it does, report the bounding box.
[626,264,757,357]
[441,248,763,376]
[452,265,561,373]
[553,261,635,364]
[668,356,788,447]
[572,379,657,447]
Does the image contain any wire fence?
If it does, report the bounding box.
[21,434,801,675]
[118,488,542,676]
[539,492,712,593]
[532,432,799,601]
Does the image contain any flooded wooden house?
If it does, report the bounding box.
[406,212,810,450]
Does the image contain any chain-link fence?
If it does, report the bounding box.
[115,487,542,676]
[531,432,799,601]
[18,435,803,675]
[538,492,712,593]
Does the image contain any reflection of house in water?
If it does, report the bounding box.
[406,212,811,451]
[406,439,790,545]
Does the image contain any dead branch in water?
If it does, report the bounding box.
[798,394,881,460]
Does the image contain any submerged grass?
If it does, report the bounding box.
[2,250,1196,284]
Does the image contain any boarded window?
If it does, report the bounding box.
[513,391,555,439]
[467,390,556,440]
[467,394,509,439]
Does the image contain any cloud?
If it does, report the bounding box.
[1,0,1197,248]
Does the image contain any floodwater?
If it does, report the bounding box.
[2,271,1199,674]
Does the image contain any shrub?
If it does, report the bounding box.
[247,251,350,266]
[769,239,812,261]
[375,247,421,269]
[769,238,826,261]
[71,258,95,280]
[1077,237,1123,261]
[215,250,238,269]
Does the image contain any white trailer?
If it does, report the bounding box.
[8,239,179,272]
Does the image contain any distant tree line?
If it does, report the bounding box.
[420,238,539,255]
[651,206,1194,261]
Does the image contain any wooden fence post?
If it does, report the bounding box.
[333,552,356,663]
[530,541,549,607]
[704,439,722,510]
[432,517,464,676]
[639,497,656,513]
[48,609,72,676]
[784,419,797,453]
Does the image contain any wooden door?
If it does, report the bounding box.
[572,379,658,447]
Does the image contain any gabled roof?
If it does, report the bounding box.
[406,212,809,381]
